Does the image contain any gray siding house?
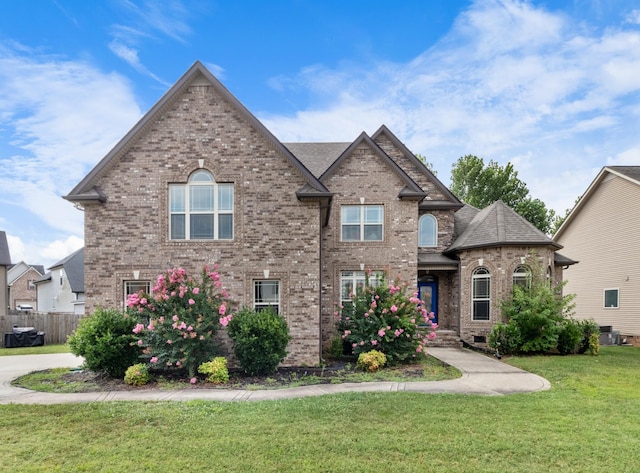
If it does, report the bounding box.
[65,62,574,365]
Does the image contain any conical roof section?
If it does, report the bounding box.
[447,200,561,253]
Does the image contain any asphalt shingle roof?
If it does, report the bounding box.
[447,200,560,253]
[284,142,350,178]
[0,231,11,266]
[49,247,84,293]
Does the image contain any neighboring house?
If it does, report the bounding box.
[34,248,85,315]
[7,262,44,310]
[555,166,640,344]
[0,231,10,317]
[64,61,574,366]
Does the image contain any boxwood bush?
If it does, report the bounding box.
[227,307,291,376]
[68,307,141,378]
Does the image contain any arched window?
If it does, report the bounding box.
[472,267,490,321]
[418,214,437,247]
[512,265,531,289]
[169,170,234,240]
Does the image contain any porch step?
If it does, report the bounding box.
[425,330,463,348]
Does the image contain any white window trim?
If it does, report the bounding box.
[418,214,437,247]
[603,288,619,309]
[124,280,151,309]
[169,171,234,240]
[340,270,383,305]
[472,268,491,321]
[254,280,280,313]
[340,205,384,242]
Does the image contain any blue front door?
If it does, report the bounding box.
[418,281,438,324]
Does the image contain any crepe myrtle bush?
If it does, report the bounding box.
[126,265,234,378]
[336,272,437,364]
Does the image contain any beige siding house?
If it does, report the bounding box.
[555,166,640,344]
[64,62,575,366]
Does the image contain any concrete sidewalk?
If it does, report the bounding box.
[0,348,550,405]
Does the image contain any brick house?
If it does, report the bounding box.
[7,262,44,310]
[64,62,574,365]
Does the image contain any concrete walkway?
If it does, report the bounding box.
[0,348,550,405]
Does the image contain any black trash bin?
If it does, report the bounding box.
[3,326,45,348]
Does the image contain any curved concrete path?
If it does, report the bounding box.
[0,348,550,405]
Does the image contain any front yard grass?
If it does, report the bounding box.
[1,347,639,472]
[0,343,69,356]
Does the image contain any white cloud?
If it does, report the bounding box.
[6,233,83,269]
[261,0,640,215]
[0,45,142,249]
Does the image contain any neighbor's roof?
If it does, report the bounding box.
[447,200,561,253]
[0,231,10,266]
[554,165,640,239]
[49,247,84,293]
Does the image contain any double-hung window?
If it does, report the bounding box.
[124,280,151,309]
[472,267,490,321]
[254,280,280,313]
[340,271,383,305]
[341,205,383,241]
[169,170,234,240]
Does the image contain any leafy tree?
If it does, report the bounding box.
[450,155,555,233]
[415,153,437,175]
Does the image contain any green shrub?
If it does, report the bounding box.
[124,363,151,386]
[198,357,229,384]
[227,307,291,376]
[578,319,600,355]
[488,321,522,355]
[68,307,141,378]
[325,336,345,360]
[357,350,387,372]
[557,318,583,355]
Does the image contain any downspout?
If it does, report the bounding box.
[318,201,324,365]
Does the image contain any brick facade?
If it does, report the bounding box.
[67,62,572,366]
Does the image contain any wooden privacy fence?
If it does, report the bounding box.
[1,312,84,346]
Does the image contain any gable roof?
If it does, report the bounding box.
[371,125,463,210]
[319,131,427,200]
[554,166,640,239]
[447,200,561,253]
[7,262,44,284]
[64,61,330,204]
[0,231,10,266]
[48,247,84,293]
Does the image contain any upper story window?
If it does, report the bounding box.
[512,265,531,289]
[169,170,234,240]
[418,214,437,247]
[341,205,383,241]
[472,267,490,321]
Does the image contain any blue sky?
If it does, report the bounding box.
[1,0,639,268]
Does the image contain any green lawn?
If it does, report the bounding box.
[1,347,639,472]
[0,344,69,356]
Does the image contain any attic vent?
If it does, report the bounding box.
[473,335,486,344]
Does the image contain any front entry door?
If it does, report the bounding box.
[418,281,438,324]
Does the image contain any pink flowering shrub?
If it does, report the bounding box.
[127,265,233,377]
[337,273,437,364]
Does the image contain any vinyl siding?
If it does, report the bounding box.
[558,174,640,336]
